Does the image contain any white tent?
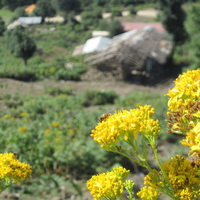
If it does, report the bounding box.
[82,36,112,54]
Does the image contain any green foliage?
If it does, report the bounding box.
[185,3,200,69]
[34,60,88,81]
[0,15,5,36]
[157,0,188,44]
[109,19,124,37]
[127,5,137,15]
[34,0,56,21]
[1,0,34,11]
[0,9,15,24]
[14,6,28,18]
[6,27,36,67]
[111,7,122,17]
[51,0,80,12]
[81,7,102,29]
[44,86,72,96]
[0,93,122,178]
[81,90,118,107]
[98,19,124,37]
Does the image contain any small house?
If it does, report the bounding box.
[82,36,112,54]
[84,26,173,82]
[18,17,42,25]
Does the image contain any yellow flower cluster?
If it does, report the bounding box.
[91,105,160,150]
[167,69,200,112]
[51,121,60,127]
[20,112,29,118]
[87,167,130,200]
[137,186,161,200]
[181,122,200,156]
[166,69,200,134]
[0,153,32,182]
[144,155,200,199]
[18,126,27,133]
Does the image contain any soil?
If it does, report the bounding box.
[0,68,175,103]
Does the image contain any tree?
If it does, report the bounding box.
[0,16,5,36]
[34,0,56,22]
[51,0,80,12]
[157,0,188,44]
[108,19,124,37]
[1,0,35,11]
[185,3,200,68]
[6,27,36,67]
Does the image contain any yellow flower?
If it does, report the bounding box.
[137,186,161,200]
[3,114,12,119]
[69,129,75,135]
[91,105,160,150]
[144,155,200,199]
[18,127,27,133]
[20,112,29,118]
[166,69,200,134]
[87,167,129,200]
[162,155,200,199]
[167,69,200,112]
[51,121,60,127]
[44,129,51,134]
[0,153,32,182]
[181,122,200,156]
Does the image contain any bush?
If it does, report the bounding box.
[82,90,118,107]
[109,19,124,37]
[44,86,73,96]
[111,7,122,17]
[81,8,102,28]
[0,16,5,36]
[127,5,137,15]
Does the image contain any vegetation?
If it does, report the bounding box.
[0,16,5,35]
[0,0,199,199]
[6,27,36,67]
[157,0,188,44]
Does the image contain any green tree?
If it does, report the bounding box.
[81,7,102,29]
[34,0,56,22]
[157,0,188,44]
[52,0,80,12]
[185,3,200,68]
[6,27,36,67]
[0,16,5,36]
[1,0,35,11]
[109,19,124,37]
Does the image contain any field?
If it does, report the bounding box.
[0,6,193,200]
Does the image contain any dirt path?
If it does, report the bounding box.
[0,76,175,99]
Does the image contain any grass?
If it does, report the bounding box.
[0,9,15,24]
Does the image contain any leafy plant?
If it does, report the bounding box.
[81,90,118,107]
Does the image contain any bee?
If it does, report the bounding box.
[98,113,112,123]
[13,152,19,158]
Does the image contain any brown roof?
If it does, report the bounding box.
[84,27,173,71]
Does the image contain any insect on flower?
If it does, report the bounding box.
[98,113,112,123]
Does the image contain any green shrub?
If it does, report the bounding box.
[111,7,122,17]
[44,86,73,96]
[0,16,5,36]
[82,90,118,107]
[81,8,102,29]
[109,19,124,37]
[127,5,137,15]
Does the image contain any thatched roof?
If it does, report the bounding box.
[84,27,173,71]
